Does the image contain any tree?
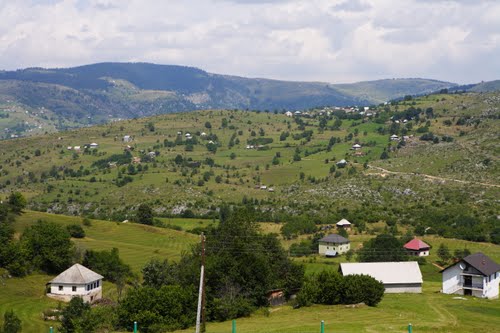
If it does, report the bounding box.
[3,310,21,333]
[136,204,153,225]
[358,234,408,262]
[205,121,212,129]
[60,297,91,333]
[7,192,26,214]
[21,220,73,274]
[338,228,348,238]
[437,243,451,263]
[83,248,132,284]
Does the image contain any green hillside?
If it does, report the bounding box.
[0,91,497,240]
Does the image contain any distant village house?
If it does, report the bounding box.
[318,234,350,257]
[47,264,103,303]
[403,238,430,256]
[336,218,352,231]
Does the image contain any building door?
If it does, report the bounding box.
[464,276,472,296]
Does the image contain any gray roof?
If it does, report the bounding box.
[319,234,350,244]
[340,262,423,284]
[462,252,500,276]
[50,264,103,284]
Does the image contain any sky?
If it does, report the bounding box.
[0,0,498,84]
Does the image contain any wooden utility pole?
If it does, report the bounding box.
[195,233,206,333]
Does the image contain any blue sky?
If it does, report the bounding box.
[0,0,499,84]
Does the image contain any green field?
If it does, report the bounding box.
[13,211,198,272]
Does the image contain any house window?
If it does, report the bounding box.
[72,286,77,292]
[58,285,63,291]
[97,280,100,287]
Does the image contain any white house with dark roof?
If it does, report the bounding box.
[340,262,423,293]
[318,234,350,256]
[47,264,103,303]
[441,252,500,299]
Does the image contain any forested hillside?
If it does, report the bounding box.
[0,62,456,138]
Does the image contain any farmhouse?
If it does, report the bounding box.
[47,264,103,303]
[390,134,399,141]
[318,234,350,256]
[404,238,430,256]
[90,142,98,149]
[336,218,352,231]
[340,262,423,293]
[123,135,132,142]
[351,143,361,150]
[441,252,500,299]
[336,159,347,168]
[285,111,293,117]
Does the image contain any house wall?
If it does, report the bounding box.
[48,280,102,303]
[384,283,422,293]
[484,272,500,299]
[319,242,350,255]
[442,264,463,294]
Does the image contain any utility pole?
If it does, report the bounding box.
[195,232,206,333]
[201,232,206,333]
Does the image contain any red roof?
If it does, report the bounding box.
[404,238,430,251]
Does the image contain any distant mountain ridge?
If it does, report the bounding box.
[0,62,458,135]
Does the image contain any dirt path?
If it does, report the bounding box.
[432,262,445,270]
[366,165,500,188]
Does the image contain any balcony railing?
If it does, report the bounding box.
[462,283,483,290]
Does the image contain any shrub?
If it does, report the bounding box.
[342,274,384,306]
[67,224,85,238]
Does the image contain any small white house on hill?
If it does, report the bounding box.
[47,264,103,303]
[336,218,352,231]
[318,234,350,256]
[340,262,423,293]
[403,238,430,257]
[441,252,500,299]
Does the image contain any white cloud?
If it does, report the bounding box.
[0,0,498,83]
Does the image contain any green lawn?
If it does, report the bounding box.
[172,282,500,333]
[14,211,198,272]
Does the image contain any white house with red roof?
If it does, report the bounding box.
[403,238,430,257]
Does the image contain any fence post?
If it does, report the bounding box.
[134,321,138,333]
[320,320,325,333]
[49,327,53,333]
[408,323,412,333]
[232,319,236,333]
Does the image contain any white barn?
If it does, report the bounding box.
[340,262,423,293]
[47,264,103,303]
[441,252,500,299]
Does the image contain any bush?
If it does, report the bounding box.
[67,224,85,238]
[342,274,384,306]
[2,309,21,333]
[296,271,385,308]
